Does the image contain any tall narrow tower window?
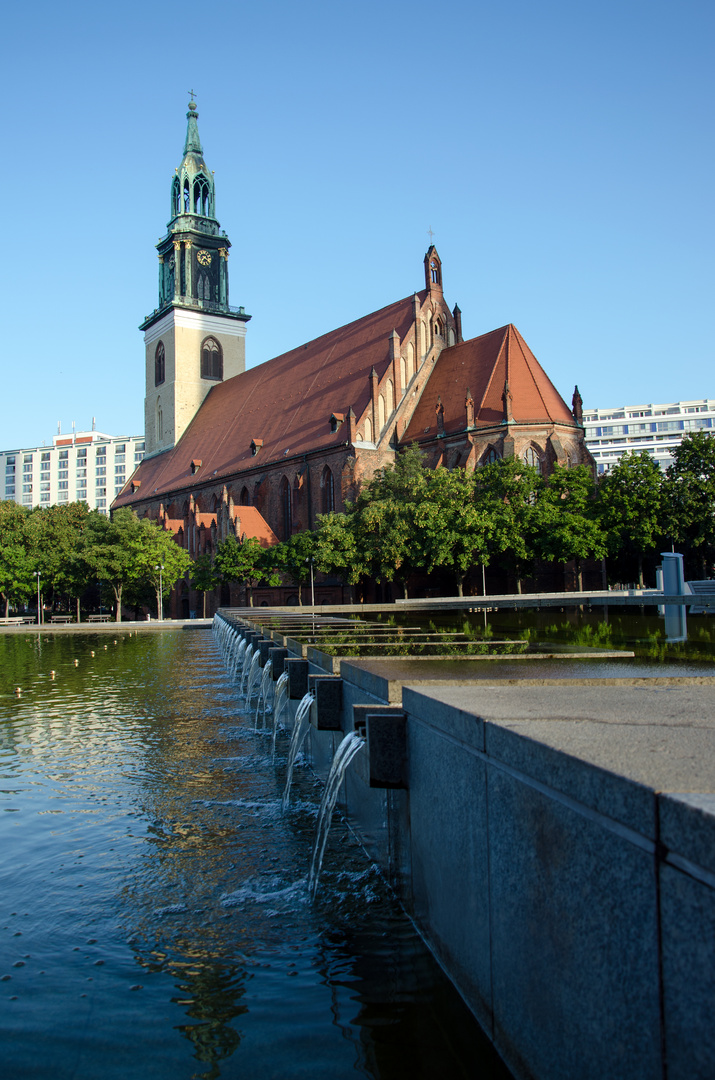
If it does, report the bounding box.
[280,476,292,539]
[156,397,163,442]
[155,341,165,386]
[183,178,190,212]
[172,177,180,216]
[201,337,223,380]
[321,466,335,513]
[430,259,441,285]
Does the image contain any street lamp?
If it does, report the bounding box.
[155,564,165,621]
[305,557,315,608]
[34,570,41,626]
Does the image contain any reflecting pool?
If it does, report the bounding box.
[0,629,510,1079]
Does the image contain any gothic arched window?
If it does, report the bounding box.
[483,447,500,466]
[280,476,292,539]
[364,417,372,443]
[240,486,251,506]
[430,259,440,284]
[523,446,542,473]
[172,177,180,217]
[193,175,210,216]
[183,178,190,213]
[321,466,335,513]
[155,341,165,386]
[201,337,223,380]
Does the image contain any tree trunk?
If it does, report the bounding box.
[298,583,303,606]
[456,576,464,597]
[202,591,207,618]
[577,560,583,591]
[115,586,122,622]
[637,553,644,589]
[516,578,522,595]
[76,596,81,623]
[4,596,8,618]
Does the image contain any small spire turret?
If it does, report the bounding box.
[184,94,203,155]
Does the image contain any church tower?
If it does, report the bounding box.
[140,97,250,457]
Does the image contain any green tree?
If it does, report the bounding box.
[190,553,220,618]
[135,517,192,618]
[418,468,493,596]
[28,502,94,620]
[353,444,430,598]
[0,501,34,617]
[214,535,279,606]
[270,531,319,605]
[663,431,715,577]
[597,452,664,587]
[83,508,151,621]
[475,457,544,593]
[539,464,607,590]
[314,509,368,598]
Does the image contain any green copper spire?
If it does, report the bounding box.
[170,93,216,222]
[183,92,203,155]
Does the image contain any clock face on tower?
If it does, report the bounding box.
[197,250,212,267]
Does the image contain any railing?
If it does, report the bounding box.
[142,297,248,323]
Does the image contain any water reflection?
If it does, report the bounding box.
[0,629,511,1079]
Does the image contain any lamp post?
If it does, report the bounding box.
[304,557,315,608]
[155,564,165,621]
[34,570,41,626]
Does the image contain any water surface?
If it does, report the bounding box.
[0,629,509,1079]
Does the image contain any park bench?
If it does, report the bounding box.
[50,615,73,624]
[0,617,24,625]
[87,614,112,623]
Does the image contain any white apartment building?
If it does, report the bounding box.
[2,431,145,513]
[583,399,715,475]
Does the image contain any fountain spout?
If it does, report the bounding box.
[281,692,315,810]
[307,732,365,899]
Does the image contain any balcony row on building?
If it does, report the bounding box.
[583,398,715,474]
[1,431,145,514]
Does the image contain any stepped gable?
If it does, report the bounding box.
[115,292,422,508]
[402,324,576,442]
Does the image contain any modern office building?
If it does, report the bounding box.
[2,430,145,513]
[583,399,715,474]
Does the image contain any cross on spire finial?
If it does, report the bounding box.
[188,89,198,104]
[427,226,435,245]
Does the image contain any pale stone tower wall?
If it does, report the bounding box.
[144,308,246,456]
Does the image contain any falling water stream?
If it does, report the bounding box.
[0,628,511,1079]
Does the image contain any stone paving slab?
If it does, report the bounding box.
[410,683,715,793]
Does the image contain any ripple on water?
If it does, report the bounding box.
[0,628,513,1080]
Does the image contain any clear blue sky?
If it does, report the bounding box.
[2,0,713,450]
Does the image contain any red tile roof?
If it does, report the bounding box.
[230,506,279,546]
[115,292,423,508]
[161,506,278,547]
[402,324,576,443]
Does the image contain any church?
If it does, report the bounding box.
[113,99,592,610]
